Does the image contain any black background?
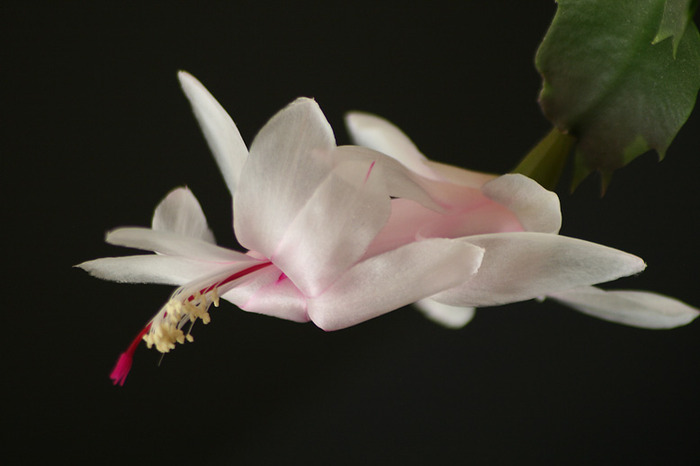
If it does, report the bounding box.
[4,2,699,465]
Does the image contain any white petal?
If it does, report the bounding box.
[432,232,646,307]
[344,111,441,180]
[106,227,252,262]
[423,160,497,188]
[334,145,442,211]
[222,266,309,323]
[549,286,700,329]
[414,298,476,329]
[307,239,485,331]
[151,187,215,243]
[178,71,248,196]
[234,98,336,256]
[481,174,562,234]
[76,255,238,285]
[272,158,390,297]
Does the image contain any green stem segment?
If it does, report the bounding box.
[512,127,576,191]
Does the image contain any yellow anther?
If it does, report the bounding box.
[144,282,224,354]
[212,288,220,307]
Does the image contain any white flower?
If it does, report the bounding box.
[79,72,683,386]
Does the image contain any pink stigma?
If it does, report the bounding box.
[110,353,133,387]
[109,323,152,386]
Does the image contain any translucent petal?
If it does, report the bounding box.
[432,232,646,307]
[364,195,522,258]
[344,111,440,180]
[333,145,442,211]
[307,239,485,331]
[151,187,215,243]
[273,158,390,297]
[549,286,700,329]
[423,160,497,188]
[336,144,503,218]
[234,98,336,256]
[344,111,496,187]
[481,174,562,234]
[106,227,252,262]
[178,71,248,196]
[414,298,476,329]
[76,255,239,285]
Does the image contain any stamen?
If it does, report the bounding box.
[109,261,273,386]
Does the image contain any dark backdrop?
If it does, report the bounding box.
[4,2,699,465]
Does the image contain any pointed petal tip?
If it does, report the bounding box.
[343,111,392,142]
[73,257,116,280]
[151,186,215,243]
[74,260,90,271]
[344,110,373,128]
[177,69,197,87]
[177,70,201,97]
[286,96,320,111]
[639,259,648,273]
[626,254,647,276]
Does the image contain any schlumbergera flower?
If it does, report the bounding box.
[80,72,662,386]
[344,111,700,329]
[80,72,488,385]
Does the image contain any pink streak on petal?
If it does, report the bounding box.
[364,160,376,184]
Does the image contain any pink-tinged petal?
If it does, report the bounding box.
[178,71,248,196]
[432,232,646,307]
[344,111,441,180]
[106,227,253,262]
[365,196,522,258]
[76,255,246,285]
[307,239,485,331]
[481,174,562,234]
[362,199,428,257]
[414,298,476,329]
[222,266,309,323]
[234,98,336,256]
[549,286,700,329]
[273,158,390,297]
[336,144,499,217]
[363,151,501,215]
[151,187,215,243]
